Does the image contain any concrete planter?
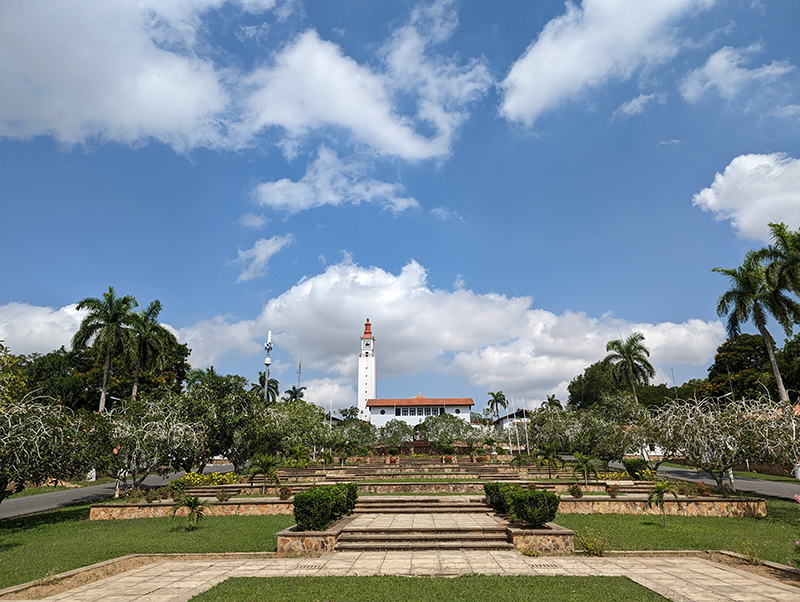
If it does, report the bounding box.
[507,522,575,555]
[276,517,352,556]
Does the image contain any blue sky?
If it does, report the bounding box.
[2,0,800,413]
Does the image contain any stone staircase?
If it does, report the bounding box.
[353,495,491,514]
[337,497,513,551]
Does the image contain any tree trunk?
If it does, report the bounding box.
[131,359,141,402]
[99,353,111,412]
[755,320,789,402]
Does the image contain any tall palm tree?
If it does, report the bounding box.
[545,394,562,409]
[71,286,137,412]
[761,222,800,295]
[603,332,655,405]
[129,300,177,402]
[187,366,220,390]
[713,250,800,402]
[256,372,280,403]
[487,391,508,420]
[283,385,306,401]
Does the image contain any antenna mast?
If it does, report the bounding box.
[263,330,273,403]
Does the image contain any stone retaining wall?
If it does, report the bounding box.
[89,499,293,520]
[556,496,766,518]
[276,518,351,556]
[507,523,575,555]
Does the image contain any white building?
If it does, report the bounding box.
[354,319,473,428]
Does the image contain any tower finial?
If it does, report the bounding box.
[362,319,373,338]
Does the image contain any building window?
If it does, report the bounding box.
[402,408,408,416]
[395,408,401,416]
[455,409,460,414]
[409,408,416,416]
[425,408,431,416]
[380,410,385,415]
[431,408,438,415]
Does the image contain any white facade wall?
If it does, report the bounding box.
[369,405,471,429]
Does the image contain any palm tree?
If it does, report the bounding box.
[535,442,562,479]
[761,222,800,295]
[247,453,281,494]
[71,286,137,412]
[283,385,306,402]
[603,332,656,405]
[713,250,800,402]
[571,452,598,487]
[187,366,220,390]
[647,481,678,528]
[129,300,177,402]
[171,495,212,530]
[545,394,562,409]
[256,373,280,403]
[487,391,508,420]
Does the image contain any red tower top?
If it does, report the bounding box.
[361,319,374,339]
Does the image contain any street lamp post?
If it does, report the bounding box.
[264,330,273,403]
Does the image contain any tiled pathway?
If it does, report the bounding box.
[23,551,800,602]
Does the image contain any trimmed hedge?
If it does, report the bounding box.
[484,483,559,528]
[293,484,357,531]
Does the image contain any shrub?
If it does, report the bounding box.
[293,484,357,531]
[696,482,711,497]
[279,485,293,500]
[145,488,159,503]
[484,483,523,514]
[676,481,698,497]
[169,472,238,495]
[622,458,649,480]
[576,527,610,557]
[605,484,619,498]
[505,490,560,528]
[216,489,232,502]
[568,484,583,499]
[388,447,399,456]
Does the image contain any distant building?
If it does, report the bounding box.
[353,319,474,427]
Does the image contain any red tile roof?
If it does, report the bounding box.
[366,393,474,407]
[361,319,374,339]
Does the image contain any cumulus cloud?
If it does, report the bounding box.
[680,44,794,103]
[183,257,725,403]
[0,302,84,355]
[233,234,295,282]
[253,147,419,214]
[692,153,800,241]
[237,213,270,229]
[430,206,464,221]
[500,0,714,126]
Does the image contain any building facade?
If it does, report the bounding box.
[356,319,376,420]
[367,393,474,429]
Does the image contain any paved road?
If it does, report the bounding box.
[0,465,234,521]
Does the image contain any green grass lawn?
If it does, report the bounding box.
[557,497,798,565]
[0,506,294,589]
[190,575,668,602]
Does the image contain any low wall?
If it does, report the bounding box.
[89,499,293,520]
[507,523,574,555]
[276,517,351,556]
[556,496,766,518]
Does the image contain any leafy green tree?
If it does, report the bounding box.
[418,412,473,453]
[338,406,361,421]
[778,333,800,401]
[128,300,177,402]
[335,417,378,452]
[187,366,221,390]
[544,394,562,409]
[701,334,775,400]
[487,391,507,419]
[603,332,656,405]
[263,399,328,457]
[647,481,678,528]
[71,286,138,412]
[571,452,599,487]
[567,361,619,409]
[0,342,28,403]
[713,250,800,402]
[527,405,579,451]
[283,385,306,402]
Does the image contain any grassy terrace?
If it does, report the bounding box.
[0,506,294,590]
[192,575,668,602]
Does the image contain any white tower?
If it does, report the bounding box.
[357,319,376,421]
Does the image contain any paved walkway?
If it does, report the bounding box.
[17,551,800,602]
[346,511,502,530]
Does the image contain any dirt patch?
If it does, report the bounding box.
[0,553,279,600]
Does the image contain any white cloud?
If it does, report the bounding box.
[237,213,270,229]
[500,0,714,126]
[233,234,295,282]
[692,153,800,241]
[680,44,794,103]
[254,146,419,214]
[177,314,259,367]
[0,302,84,355]
[612,93,664,119]
[430,206,464,221]
[242,2,491,160]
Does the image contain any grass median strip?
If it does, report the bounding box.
[191,575,668,602]
[0,505,294,590]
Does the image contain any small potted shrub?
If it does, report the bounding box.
[569,483,583,498]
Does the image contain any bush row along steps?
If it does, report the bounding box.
[336,511,513,552]
[353,495,492,514]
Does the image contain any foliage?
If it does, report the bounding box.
[575,527,610,557]
[622,458,649,480]
[0,399,113,503]
[282,385,306,402]
[247,453,281,494]
[172,495,211,530]
[418,412,473,452]
[568,484,583,499]
[647,481,678,528]
[263,399,329,457]
[567,361,619,410]
[335,417,378,451]
[279,485,292,500]
[216,489,232,502]
[338,406,361,421]
[109,395,201,489]
[293,484,357,531]
[484,482,523,514]
[504,489,560,528]
[605,484,619,498]
[169,471,238,495]
[486,390,508,418]
[71,286,138,412]
[702,334,776,400]
[127,299,178,402]
[603,332,656,405]
[571,403,632,465]
[0,341,27,403]
[533,443,563,478]
[738,539,767,565]
[527,406,578,450]
[378,419,414,449]
[571,453,598,487]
